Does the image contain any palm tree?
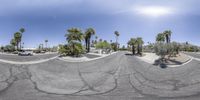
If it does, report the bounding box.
[39,44,44,51]
[95,36,98,44]
[99,39,102,42]
[65,28,83,55]
[10,39,17,50]
[156,33,165,42]
[136,37,144,55]
[163,30,172,43]
[20,28,25,33]
[22,42,24,49]
[84,28,95,53]
[128,38,137,55]
[14,32,22,51]
[65,28,83,42]
[114,31,120,50]
[19,28,25,50]
[45,40,48,49]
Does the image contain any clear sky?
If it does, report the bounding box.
[0,0,200,48]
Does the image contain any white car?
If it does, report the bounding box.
[18,51,33,56]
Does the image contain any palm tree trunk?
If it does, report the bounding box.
[46,42,47,49]
[116,36,118,51]
[166,36,169,44]
[85,38,88,52]
[20,42,21,50]
[137,44,140,54]
[17,42,19,51]
[88,38,90,53]
[132,45,135,55]
[72,43,75,56]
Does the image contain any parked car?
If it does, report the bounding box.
[41,50,46,53]
[18,51,33,56]
[33,50,41,54]
[12,51,19,54]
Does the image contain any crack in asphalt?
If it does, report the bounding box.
[72,53,125,96]
[126,54,200,98]
[1,52,200,99]
[0,53,124,97]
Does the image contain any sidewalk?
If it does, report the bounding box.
[136,53,159,64]
[136,52,192,67]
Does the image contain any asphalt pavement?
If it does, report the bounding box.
[184,52,200,59]
[0,53,58,62]
[82,53,101,58]
[0,51,200,100]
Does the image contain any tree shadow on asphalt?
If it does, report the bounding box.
[153,59,168,69]
[125,53,134,56]
[153,58,184,69]
[168,59,182,65]
[125,53,170,69]
[159,63,168,69]
[125,53,143,57]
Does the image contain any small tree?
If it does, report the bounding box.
[65,27,84,56]
[58,44,71,56]
[154,42,168,62]
[136,37,144,55]
[84,28,95,53]
[114,31,120,50]
[95,41,111,49]
[14,32,22,51]
[4,45,15,52]
[111,43,117,51]
[10,39,17,50]
[127,38,137,55]
[0,46,4,52]
[168,42,180,57]
[19,28,25,50]
[156,33,165,42]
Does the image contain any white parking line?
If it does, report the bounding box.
[193,57,200,61]
[0,56,58,65]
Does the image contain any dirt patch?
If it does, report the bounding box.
[154,53,191,66]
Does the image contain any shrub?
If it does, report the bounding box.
[111,43,117,51]
[95,41,111,49]
[3,45,15,52]
[58,45,71,56]
[154,42,168,60]
[58,42,85,57]
[72,42,85,56]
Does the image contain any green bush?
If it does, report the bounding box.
[154,42,168,58]
[72,42,85,56]
[111,43,117,51]
[154,42,182,59]
[58,45,71,56]
[59,42,85,57]
[3,45,15,52]
[95,41,111,49]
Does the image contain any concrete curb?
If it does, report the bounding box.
[169,55,193,68]
[58,52,118,62]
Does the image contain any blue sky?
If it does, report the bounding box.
[0,0,200,48]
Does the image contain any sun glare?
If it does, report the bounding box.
[135,6,172,17]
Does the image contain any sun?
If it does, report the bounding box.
[135,6,172,17]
